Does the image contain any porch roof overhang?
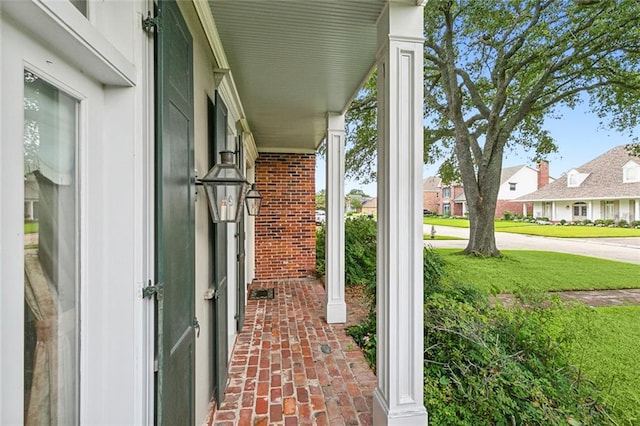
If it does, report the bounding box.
[207,0,387,153]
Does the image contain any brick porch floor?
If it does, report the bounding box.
[208,279,377,426]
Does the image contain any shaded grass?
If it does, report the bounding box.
[435,249,640,292]
[559,306,640,426]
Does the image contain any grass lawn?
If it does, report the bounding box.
[560,306,640,425]
[435,249,640,424]
[24,222,39,234]
[424,217,640,237]
[423,217,470,228]
[498,224,640,238]
[435,248,640,292]
[422,235,466,241]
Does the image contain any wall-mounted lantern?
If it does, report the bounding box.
[245,183,263,216]
[197,151,248,223]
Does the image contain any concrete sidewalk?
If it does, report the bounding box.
[424,224,640,264]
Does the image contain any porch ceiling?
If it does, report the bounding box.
[208,0,386,152]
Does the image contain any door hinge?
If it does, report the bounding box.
[153,358,159,372]
[142,281,164,300]
[142,11,161,33]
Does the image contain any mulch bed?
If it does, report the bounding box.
[345,284,372,328]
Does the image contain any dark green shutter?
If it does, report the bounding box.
[155,1,195,424]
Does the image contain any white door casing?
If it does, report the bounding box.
[1,7,149,424]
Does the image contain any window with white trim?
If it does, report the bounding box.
[623,160,640,183]
[23,70,80,425]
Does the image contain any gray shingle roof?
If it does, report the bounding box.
[516,145,640,201]
[423,176,441,191]
[500,165,526,184]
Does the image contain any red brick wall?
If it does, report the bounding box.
[423,191,439,212]
[495,200,533,218]
[537,161,550,189]
[255,153,316,281]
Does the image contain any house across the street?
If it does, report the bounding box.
[516,145,640,224]
[432,161,553,218]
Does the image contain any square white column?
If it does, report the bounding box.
[325,112,347,323]
[373,2,428,425]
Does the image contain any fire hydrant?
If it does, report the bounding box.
[430,225,436,239]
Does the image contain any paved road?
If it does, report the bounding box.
[424,224,640,265]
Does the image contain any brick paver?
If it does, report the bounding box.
[209,279,377,425]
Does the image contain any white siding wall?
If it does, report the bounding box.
[497,167,539,200]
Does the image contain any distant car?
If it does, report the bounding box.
[423,209,433,216]
[315,210,326,224]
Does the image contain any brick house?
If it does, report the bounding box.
[438,161,552,217]
[440,183,466,216]
[423,176,441,213]
[361,197,378,216]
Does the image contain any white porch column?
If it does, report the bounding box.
[373,2,427,425]
[325,112,347,323]
[635,200,640,221]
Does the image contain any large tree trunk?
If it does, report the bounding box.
[465,197,500,256]
[456,139,504,257]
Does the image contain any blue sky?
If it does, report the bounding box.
[315,103,637,197]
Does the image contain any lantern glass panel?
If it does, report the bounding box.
[201,151,248,222]
[245,184,262,216]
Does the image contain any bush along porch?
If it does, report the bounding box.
[317,221,617,425]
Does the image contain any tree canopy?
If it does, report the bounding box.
[345,0,640,256]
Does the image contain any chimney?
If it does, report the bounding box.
[537,161,549,189]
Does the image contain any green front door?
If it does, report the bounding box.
[155,1,195,424]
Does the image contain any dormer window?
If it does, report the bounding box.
[623,160,640,183]
[567,169,589,188]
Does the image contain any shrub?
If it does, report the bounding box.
[423,286,608,425]
[501,210,514,221]
[315,225,326,276]
[618,219,628,228]
[315,215,377,290]
[346,311,377,370]
[348,249,611,425]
